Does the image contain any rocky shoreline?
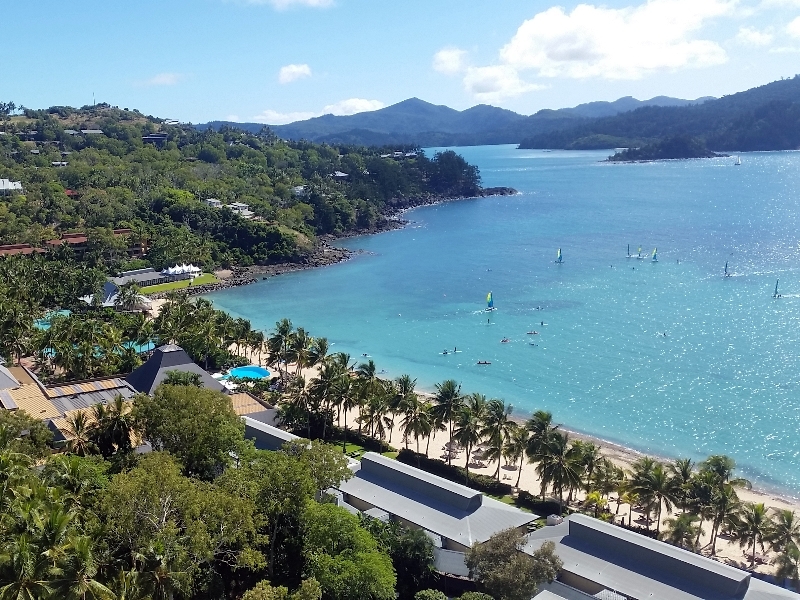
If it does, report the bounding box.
[164,187,517,298]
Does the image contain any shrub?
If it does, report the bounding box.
[414,591,447,600]
[514,491,562,517]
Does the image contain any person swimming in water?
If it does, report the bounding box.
[501,338,509,343]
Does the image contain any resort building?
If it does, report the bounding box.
[525,513,798,600]
[0,178,23,194]
[125,344,227,394]
[338,452,536,553]
[203,198,223,208]
[227,201,254,219]
[0,243,44,257]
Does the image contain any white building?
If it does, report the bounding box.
[203,198,223,208]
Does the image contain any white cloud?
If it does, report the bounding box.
[141,72,182,87]
[321,98,385,115]
[463,66,545,101]
[252,98,385,124]
[278,63,312,83]
[499,0,732,79]
[433,47,468,74]
[788,16,800,36]
[235,0,333,8]
[736,26,774,45]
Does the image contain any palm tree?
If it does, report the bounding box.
[268,318,294,379]
[630,461,678,534]
[65,412,97,457]
[769,509,800,555]
[388,374,417,443]
[700,455,752,490]
[775,543,800,592]
[503,426,529,488]
[290,327,313,377]
[525,411,560,497]
[400,396,433,466]
[481,399,514,480]
[431,380,464,465]
[661,513,702,550]
[115,281,142,312]
[583,490,605,518]
[534,431,582,511]
[732,502,772,568]
[573,440,603,496]
[453,403,484,482]
[51,535,116,600]
[0,534,54,600]
[667,458,695,514]
[308,337,329,370]
[708,483,740,555]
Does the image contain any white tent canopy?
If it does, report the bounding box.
[161,264,202,276]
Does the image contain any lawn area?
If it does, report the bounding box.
[140,273,218,294]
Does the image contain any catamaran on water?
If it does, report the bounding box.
[651,248,658,262]
[724,262,732,277]
[636,246,644,259]
[485,291,496,311]
[555,248,563,264]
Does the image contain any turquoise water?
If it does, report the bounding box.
[225,365,271,380]
[208,146,800,495]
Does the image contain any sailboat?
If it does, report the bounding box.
[485,291,496,311]
[627,244,632,258]
[773,280,781,299]
[636,246,644,259]
[735,156,742,166]
[651,248,658,262]
[555,248,563,264]
[724,262,732,278]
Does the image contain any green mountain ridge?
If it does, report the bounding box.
[200,95,711,146]
[519,76,800,151]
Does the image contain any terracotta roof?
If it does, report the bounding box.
[4,383,61,418]
[0,244,44,256]
[228,392,268,416]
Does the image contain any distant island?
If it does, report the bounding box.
[607,135,725,162]
[520,76,800,152]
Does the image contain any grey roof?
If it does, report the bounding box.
[47,378,137,414]
[243,416,299,450]
[433,548,469,577]
[534,581,597,600]
[0,365,20,390]
[244,408,280,427]
[125,344,226,395]
[523,514,800,600]
[111,268,166,286]
[338,452,535,546]
[0,389,19,410]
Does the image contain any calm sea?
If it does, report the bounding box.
[207,145,800,495]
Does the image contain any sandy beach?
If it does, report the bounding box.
[210,314,800,577]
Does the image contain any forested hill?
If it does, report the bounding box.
[200,95,709,147]
[519,76,800,151]
[0,104,484,272]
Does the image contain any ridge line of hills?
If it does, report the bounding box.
[200,95,714,147]
[200,77,800,152]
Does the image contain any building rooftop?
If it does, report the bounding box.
[228,392,268,416]
[0,365,20,391]
[46,377,136,414]
[125,344,226,395]
[523,514,799,600]
[243,416,299,450]
[338,452,535,547]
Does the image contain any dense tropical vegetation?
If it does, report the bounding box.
[0,103,482,271]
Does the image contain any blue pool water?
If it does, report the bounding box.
[225,365,271,380]
[207,146,800,496]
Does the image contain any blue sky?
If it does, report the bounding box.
[6,0,800,123]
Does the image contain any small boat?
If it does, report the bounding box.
[651,248,658,263]
[724,262,732,278]
[477,361,491,365]
[555,248,563,264]
[501,338,510,343]
[527,331,539,335]
[627,244,632,258]
[485,291,496,312]
[735,156,741,166]
[636,246,644,259]
[773,279,781,299]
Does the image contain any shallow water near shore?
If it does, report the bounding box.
[208,145,800,497]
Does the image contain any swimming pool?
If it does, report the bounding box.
[224,365,271,380]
